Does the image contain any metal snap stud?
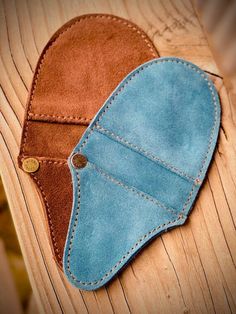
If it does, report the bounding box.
[22,157,40,173]
[71,153,87,169]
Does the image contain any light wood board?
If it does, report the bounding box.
[0,0,236,313]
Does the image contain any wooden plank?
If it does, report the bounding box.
[0,239,23,314]
[26,294,39,314]
[0,0,235,313]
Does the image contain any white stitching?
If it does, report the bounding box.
[66,58,220,286]
[20,156,67,165]
[29,113,92,123]
[95,124,195,182]
[32,175,62,261]
[88,162,178,215]
[40,160,67,165]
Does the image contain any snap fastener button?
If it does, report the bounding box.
[22,157,40,173]
[71,153,87,169]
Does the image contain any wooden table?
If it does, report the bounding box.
[0,0,236,313]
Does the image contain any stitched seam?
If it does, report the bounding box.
[20,156,67,164]
[31,174,62,261]
[66,170,184,286]
[67,58,219,286]
[88,162,178,215]
[40,160,67,165]
[180,182,196,215]
[39,159,67,165]
[196,84,218,178]
[29,113,92,123]
[95,125,195,182]
[21,14,157,156]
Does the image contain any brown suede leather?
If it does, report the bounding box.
[18,14,159,267]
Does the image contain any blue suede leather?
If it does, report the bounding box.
[63,57,221,290]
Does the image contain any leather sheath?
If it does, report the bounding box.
[18,14,158,267]
[64,57,220,290]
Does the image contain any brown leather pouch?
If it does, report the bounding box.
[18,14,158,267]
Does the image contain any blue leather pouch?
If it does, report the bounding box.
[63,57,221,290]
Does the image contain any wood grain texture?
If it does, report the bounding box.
[0,0,235,313]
